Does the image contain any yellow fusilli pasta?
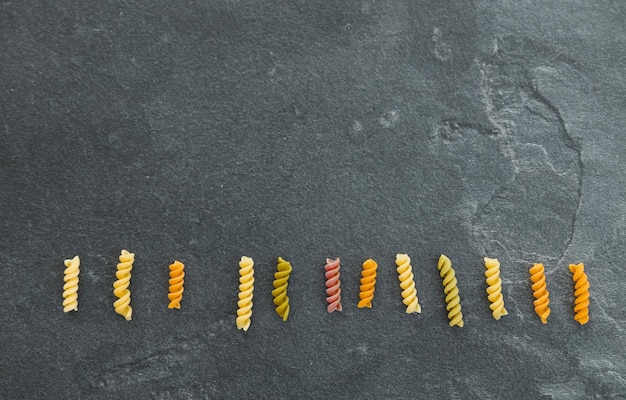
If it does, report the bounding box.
[272,257,292,321]
[113,249,134,321]
[437,254,464,327]
[357,259,377,309]
[62,255,80,313]
[395,254,420,314]
[236,256,255,331]
[569,262,590,325]
[484,257,508,320]
[167,260,185,309]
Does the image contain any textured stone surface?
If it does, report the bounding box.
[1,1,625,399]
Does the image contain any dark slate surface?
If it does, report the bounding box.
[1,1,625,399]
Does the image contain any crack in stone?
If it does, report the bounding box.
[478,62,522,180]
[475,61,583,264]
[94,341,198,389]
[530,85,584,268]
[432,119,498,142]
[518,142,569,177]
[524,103,555,123]
[479,63,510,137]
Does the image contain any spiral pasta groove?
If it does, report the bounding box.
[395,254,420,314]
[325,257,342,313]
[62,256,80,313]
[569,263,590,325]
[272,257,292,321]
[113,250,134,321]
[484,257,508,320]
[529,263,551,324]
[236,256,255,331]
[167,260,185,309]
[437,254,464,327]
[357,259,378,309]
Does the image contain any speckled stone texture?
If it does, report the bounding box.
[1,1,625,399]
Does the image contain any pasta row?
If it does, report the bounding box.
[395,254,420,314]
[357,259,377,309]
[62,255,80,313]
[529,263,550,324]
[167,260,185,309]
[236,256,255,331]
[569,263,590,325]
[484,257,508,320]
[113,250,134,321]
[272,257,292,321]
[437,254,464,327]
[325,257,342,313]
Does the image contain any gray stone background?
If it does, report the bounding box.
[1,1,625,399]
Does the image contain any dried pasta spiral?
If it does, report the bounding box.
[272,257,292,321]
[62,255,80,313]
[357,259,378,309]
[484,257,508,320]
[569,262,590,325]
[325,257,342,313]
[395,254,420,314]
[437,254,464,327]
[236,256,255,331]
[167,260,185,309]
[113,250,134,321]
[529,263,551,324]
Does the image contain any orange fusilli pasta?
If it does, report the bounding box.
[569,263,590,325]
[529,263,550,324]
[357,259,377,309]
[167,260,185,309]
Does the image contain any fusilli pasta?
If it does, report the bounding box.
[236,256,255,331]
[167,260,185,309]
[325,257,342,313]
[272,257,292,321]
[357,258,377,309]
[569,262,589,325]
[62,255,80,313]
[395,254,420,313]
[529,263,550,324]
[437,254,464,327]
[484,257,508,320]
[113,250,134,321]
